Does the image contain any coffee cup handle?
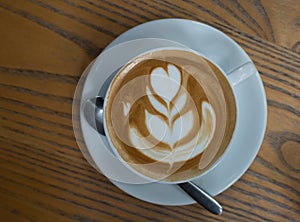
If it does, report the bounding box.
[226,61,257,87]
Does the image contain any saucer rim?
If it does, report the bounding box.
[77,19,267,206]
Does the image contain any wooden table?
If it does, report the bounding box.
[1,0,299,221]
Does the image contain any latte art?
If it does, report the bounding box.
[127,63,216,164]
[105,49,236,181]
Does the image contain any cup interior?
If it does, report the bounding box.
[101,45,238,184]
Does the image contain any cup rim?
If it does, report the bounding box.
[102,46,239,184]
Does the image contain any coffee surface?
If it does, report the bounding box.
[104,49,236,181]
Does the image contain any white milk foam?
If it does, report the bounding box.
[126,64,216,164]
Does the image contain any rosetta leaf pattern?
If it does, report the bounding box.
[146,64,192,149]
[145,110,168,144]
[146,87,168,117]
[170,92,187,118]
[172,110,193,142]
[125,63,217,165]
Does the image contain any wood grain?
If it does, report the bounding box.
[0,0,299,221]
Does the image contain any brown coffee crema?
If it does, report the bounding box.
[105,50,236,182]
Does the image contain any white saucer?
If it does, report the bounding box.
[74,19,267,206]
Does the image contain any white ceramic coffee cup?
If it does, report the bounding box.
[83,38,258,184]
[97,40,257,183]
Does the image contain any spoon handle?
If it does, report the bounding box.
[178,182,222,215]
